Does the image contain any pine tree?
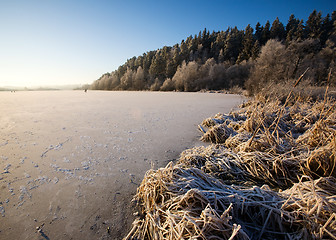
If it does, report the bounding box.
[142,51,155,73]
[321,14,333,45]
[332,11,336,37]
[260,21,271,45]
[180,40,188,64]
[286,14,300,44]
[166,47,179,79]
[134,56,144,70]
[224,27,243,64]
[187,35,198,56]
[306,10,322,39]
[251,40,261,60]
[212,31,226,61]
[270,17,286,40]
[149,50,166,81]
[286,15,299,34]
[295,20,305,40]
[201,28,210,49]
[237,24,254,63]
[255,22,262,42]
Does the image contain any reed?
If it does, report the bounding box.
[125,75,336,239]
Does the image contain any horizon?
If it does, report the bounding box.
[0,0,335,88]
[0,83,83,90]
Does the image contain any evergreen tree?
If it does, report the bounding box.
[166,49,178,80]
[295,20,305,40]
[134,56,144,70]
[306,10,322,39]
[179,40,188,64]
[286,15,300,44]
[255,22,262,42]
[149,50,166,81]
[270,17,286,40]
[251,40,261,60]
[201,28,211,49]
[215,31,226,50]
[142,51,155,73]
[321,14,333,45]
[286,14,298,35]
[260,20,271,45]
[126,57,136,70]
[187,35,197,52]
[237,24,254,63]
[224,27,243,63]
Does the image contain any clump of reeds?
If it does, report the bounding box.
[125,163,300,239]
[125,72,336,239]
[281,176,336,239]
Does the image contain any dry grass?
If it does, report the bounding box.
[124,77,336,239]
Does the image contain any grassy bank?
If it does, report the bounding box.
[124,81,336,239]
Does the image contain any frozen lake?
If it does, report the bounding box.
[0,90,244,239]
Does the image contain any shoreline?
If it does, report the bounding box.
[125,94,336,239]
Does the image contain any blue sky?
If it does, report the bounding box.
[0,0,335,87]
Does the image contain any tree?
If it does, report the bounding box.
[295,20,305,40]
[120,67,134,90]
[149,50,166,81]
[260,21,271,45]
[166,46,181,78]
[237,24,254,63]
[149,78,162,91]
[197,58,216,89]
[255,22,262,42]
[134,56,144,69]
[201,28,211,49]
[215,31,226,52]
[321,14,333,45]
[109,73,121,90]
[246,39,287,93]
[306,10,322,39]
[160,78,175,91]
[133,66,145,90]
[172,61,199,91]
[286,14,299,36]
[285,39,321,80]
[224,27,243,64]
[251,40,261,60]
[142,51,155,73]
[270,17,285,40]
[179,40,188,64]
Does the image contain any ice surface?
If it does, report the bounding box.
[0,90,243,239]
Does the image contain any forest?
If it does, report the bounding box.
[89,10,336,94]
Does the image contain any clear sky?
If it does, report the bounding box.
[0,0,335,87]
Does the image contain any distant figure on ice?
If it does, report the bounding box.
[84,89,87,93]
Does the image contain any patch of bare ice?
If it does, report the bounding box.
[3,164,11,173]
[0,140,8,146]
[0,205,5,217]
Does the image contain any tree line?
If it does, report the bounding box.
[90,10,336,93]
